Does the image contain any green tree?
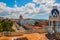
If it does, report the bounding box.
[0,19,15,32]
[34,21,42,27]
[0,23,3,32]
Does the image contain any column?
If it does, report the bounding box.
[56,21,58,32]
[51,21,55,34]
[48,20,50,33]
[48,20,53,34]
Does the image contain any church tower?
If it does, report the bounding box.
[49,6,60,34]
[19,14,23,26]
[19,14,23,20]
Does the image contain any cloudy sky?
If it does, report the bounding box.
[0,0,60,19]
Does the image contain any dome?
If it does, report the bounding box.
[51,6,59,17]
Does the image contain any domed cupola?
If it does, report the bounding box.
[51,6,59,17]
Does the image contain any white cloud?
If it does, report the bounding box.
[0,2,37,19]
[0,2,6,12]
[33,0,55,4]
[33,0,60,12]
[0,0,60,19]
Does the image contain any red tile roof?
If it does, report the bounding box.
[33,26,42,29]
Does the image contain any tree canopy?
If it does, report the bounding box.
[0,19,15,32]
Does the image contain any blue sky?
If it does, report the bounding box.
[0,0,60,19]
[0,0,32,7]
[56,0,60,3]
[0,0,59,7]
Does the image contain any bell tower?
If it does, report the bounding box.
[51,6,59,17]
[19,14,23,26]
[49,6,60,34]
[19,14,23,20]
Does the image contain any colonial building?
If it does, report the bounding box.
[49,6,60,34]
